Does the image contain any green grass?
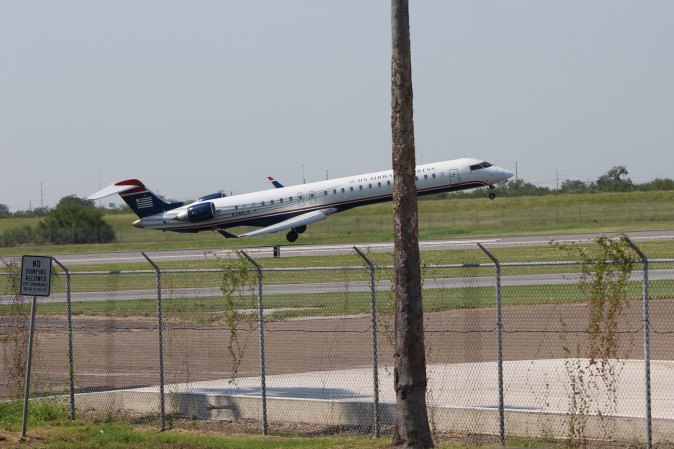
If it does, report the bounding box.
[0,400,69,430]
[2,190,674,256]
[1,421,542,449]
[7,423,389,449]
[2,280,669,323]
[0,399,385,448]
[2,236,673,278]
[2,238,672,305]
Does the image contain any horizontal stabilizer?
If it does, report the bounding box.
[239,208,337,238]
[87,181,143,200]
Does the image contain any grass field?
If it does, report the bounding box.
[1,231,672,323]
[1,190,674,256]
[10,236,674,272]
[2,275,671,322]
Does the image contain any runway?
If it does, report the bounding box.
[6,229,674,266]
[1,268,672,305]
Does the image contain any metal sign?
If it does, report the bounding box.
[20,255,52,297]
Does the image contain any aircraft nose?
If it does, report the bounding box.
[501,168,514,179]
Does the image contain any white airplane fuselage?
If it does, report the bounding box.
[133,157,512,236]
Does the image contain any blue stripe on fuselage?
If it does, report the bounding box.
[166,180,488,232]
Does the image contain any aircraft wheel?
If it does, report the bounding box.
[488,192,496,200]
[286,230,299,242]
[295,225,307,234]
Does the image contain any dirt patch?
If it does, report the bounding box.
[2,299,674,399]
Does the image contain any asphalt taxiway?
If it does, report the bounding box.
[7,229,673,266]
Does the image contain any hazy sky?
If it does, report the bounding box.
[2,1,673,211]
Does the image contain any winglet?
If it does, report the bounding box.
[267,177,284,189]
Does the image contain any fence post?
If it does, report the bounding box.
[625,238,652,449]
[20,295,37,439]
[478,243,505,446]
[240,251,268,436]
[52,257,75,420]
[142,252,166,432]
[353,246,380,438]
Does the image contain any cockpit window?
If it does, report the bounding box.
[469,161,493,171]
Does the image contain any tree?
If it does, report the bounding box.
[37,195,115,244]
[0,204,10,218]
[595,166,633,192]
[499,178,550,196]
[639,178,674,191]
[390,1,433,447]
[13,207,50,218]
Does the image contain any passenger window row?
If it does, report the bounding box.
[232,174,452,209]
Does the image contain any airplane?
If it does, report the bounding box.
[88,158,513,242]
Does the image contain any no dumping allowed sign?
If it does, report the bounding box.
[20,255,52,297]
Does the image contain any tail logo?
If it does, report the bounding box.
[136,196,154,209]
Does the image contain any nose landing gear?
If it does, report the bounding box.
[488,186,496,200]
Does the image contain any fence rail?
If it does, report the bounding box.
[1,245,673,447]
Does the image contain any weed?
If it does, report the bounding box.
[211,251,257,382]
[553,235,635,447]
[0,258,34,399]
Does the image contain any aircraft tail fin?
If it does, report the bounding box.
[267,176,284,189]
[88,179,183,218]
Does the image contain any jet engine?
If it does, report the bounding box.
[197,192,226,202]
[176,202,216,222]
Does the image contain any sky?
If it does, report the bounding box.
[2,1,673,211]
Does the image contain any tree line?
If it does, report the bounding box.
[0,166,672,247]
[0,196,115,247]
[440,165,674,199]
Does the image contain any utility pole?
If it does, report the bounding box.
[556,170,559,190]
[515,161,518,181]
[40,183,43,209]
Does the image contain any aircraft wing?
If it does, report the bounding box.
[239,208,337,238]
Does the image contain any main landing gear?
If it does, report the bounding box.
[286,225,307,242]
[488,186,496,200]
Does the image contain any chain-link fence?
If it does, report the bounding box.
[1,244,673,447]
